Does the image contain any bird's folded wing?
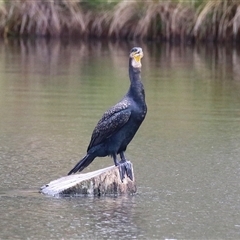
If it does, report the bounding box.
[87,107,131,150]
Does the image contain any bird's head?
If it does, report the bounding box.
[130,47,143,68]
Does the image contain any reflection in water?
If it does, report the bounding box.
[68,196,146,239]
[0,39,240,239]
[1,191,146,239]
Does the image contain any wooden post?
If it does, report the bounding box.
[40,163,136,197]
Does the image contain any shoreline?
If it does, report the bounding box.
[0,1,239,43]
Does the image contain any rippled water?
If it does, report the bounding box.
[0,39,240,239]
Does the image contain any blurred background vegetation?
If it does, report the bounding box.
[0,0,240,42]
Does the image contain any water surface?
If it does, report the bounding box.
[0,39,240,239]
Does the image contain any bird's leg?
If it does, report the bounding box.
[113,154,119,166]
[119,152,133,181]
[119,152,127,163]
[113,154,125,181]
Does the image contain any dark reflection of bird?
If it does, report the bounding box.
[68,47,147,181]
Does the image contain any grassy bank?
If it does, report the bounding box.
[1,0,240,42]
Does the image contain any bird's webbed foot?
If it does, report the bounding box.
[115,152,133,182]
[113,153,133,182]
[118,161,133,182]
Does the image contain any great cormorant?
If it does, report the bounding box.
[68,47,147,181]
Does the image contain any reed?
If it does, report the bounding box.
[2,0,85,37]
[1,0,240,42]
[193,0,239,41]
[109,0,196,42]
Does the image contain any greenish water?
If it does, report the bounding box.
[0,39,240,239]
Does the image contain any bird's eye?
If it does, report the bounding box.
[131,48,138,53]
[130,47,142,55]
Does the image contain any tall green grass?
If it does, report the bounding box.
[1,0,240,42]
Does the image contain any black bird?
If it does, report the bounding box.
[68,47,147,181]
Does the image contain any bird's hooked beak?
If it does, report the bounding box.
[130,47,143,68]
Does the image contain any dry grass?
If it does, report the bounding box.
[193,0,239,41]
[2,0,85,37]
[86,10,112,38]
[106,0,196,42]
[1,0,240,42]
[110,0,240,42]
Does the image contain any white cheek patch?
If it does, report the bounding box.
[131,58,142,68]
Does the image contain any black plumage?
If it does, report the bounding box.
[68,47,147,181]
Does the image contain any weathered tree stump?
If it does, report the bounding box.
[40,163,136,197]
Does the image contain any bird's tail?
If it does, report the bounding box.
[68,154,95,175]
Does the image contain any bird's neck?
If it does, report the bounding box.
[129,61,141,81]
[128,59,145,102]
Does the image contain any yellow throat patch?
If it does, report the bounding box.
[134,54,142,63]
